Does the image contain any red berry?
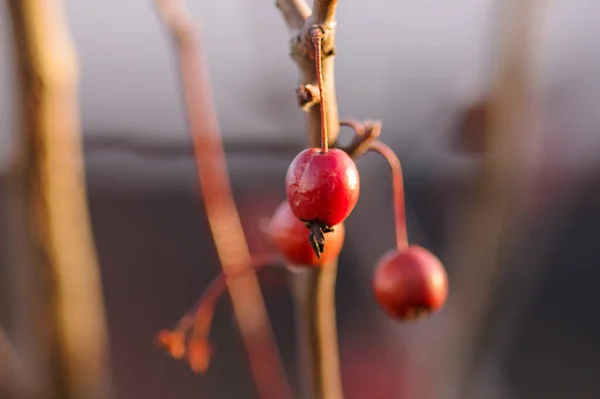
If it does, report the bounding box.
[268,201,345,267]
[286,148,360,227]
[372,246,448,321]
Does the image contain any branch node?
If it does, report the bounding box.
[296,84,320,110]
[301,24,336,60]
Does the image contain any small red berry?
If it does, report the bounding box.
[372,246,448,321]
[286,148,360,227]
[268,201,345,266]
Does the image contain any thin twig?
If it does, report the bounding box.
[275,0,311,32]
[339,119,381,159]
[277,2,344,398]
[368,140,408,251]
[7,1,112,398]
[153,1,292,398]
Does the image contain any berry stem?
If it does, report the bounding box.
[156,254,279,370]
[176,254,278,334]
[312,34,328,153]
[190,254,277,338]
[154,0,291,395]
[368,140,409,252]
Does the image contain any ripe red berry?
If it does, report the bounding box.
[268,201,345,266]
[286,148,360,226]
[372,245,448,321]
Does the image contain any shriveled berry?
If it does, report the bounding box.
[373,246,448,321]
[187,339,212,374]
[286,148,360,227]
[268,201,344,266]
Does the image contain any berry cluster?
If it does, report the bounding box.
[156,29,448,374]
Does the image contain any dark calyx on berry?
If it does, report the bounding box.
[305,220,335,259]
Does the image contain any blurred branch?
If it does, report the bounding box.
[6,1,112,398]
[289,261,343,399]
[467,170,576,398]
[277,2,343,399]
[153,1,292,398]
[440,1,543,398]
[0,328,32,398]
[275,0,311,32]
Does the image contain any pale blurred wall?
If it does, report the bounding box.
[1,0,600,175]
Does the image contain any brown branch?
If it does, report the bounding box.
[7,1,112,399]
[153,1,292,398]
[279,0,340,148]
[310,0,338,26]
[289,262,343,399]
[277,2,344,399]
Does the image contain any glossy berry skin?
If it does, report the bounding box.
[286,148,360,226]
[373,245,448,321]
[268,201,345,267]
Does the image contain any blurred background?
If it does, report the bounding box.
[2,0,600,398]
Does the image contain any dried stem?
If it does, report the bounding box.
[368,140,408,252]
[175,254,279,337]
[312,33,328,153]
[6,1,112,398]
[277,1,343,398]
[156,255,280,373]
[440,1,542,398]
[153,2,292,398]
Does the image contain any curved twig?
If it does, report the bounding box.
[338,119,382,159]
[153,1,292,398]
[367,140,408,252]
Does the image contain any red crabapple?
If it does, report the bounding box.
[366,140,448,321]
[372,245,448,321]
[285,148,359,256]
[268,201,345,266]
[286,148,360,226]
[282,32,360,258]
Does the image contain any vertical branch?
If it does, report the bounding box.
[152,2,292,399]
[6,1,112,399]
[277,1,343,399]
[289,262,342,399]
[439,1,542,398]
[281,0,340,148]
[0,328,32,398]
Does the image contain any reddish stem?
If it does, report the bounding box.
[156,254,279,371]
[368,140,409,251]
[183,254,278,333]
[154,1,292,396]
[312,34,328,153]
